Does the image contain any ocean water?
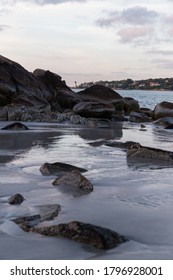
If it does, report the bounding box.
[0,90,173,260]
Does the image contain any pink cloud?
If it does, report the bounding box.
[117,27,149,43]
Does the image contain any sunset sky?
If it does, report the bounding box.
[1,0,173,86]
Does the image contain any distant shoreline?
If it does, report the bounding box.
[75,77,173,91]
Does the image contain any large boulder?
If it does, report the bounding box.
[123,97,140,114]
[33,69,70,93]
[52,88,81,111]
[40,162,87,176]
[78,85,124,111]
[0,55,51,105]
[129,111,151,123]
[32,221,127,249]
[73,101,115,118]
[52,170,93,192]
[127,143,173,163]
[153,101,173,120]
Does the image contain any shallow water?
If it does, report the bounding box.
[0,119,173,260]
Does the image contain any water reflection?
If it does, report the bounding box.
[78,122,123,142]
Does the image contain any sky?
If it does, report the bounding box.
[1,0,173,86]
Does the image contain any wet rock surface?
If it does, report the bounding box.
[1,122,29,130]
[32,221,127,249]
[127,143,173,163]
[8,193,25,205]
[40,162,87,176]
[52,170,93,192]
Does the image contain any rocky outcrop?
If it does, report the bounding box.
[12,215,41,232]
[1,122,29,130]
[78,85,124,112]
[153,101,173,120]
[32,220,127,249]
[0,55,51,104]
[123,97,140,114]
[40,162,87,176]
[129,111,151,123]
[73,101,115,118]
[127,143,173,163]
[8,193,25,205]
[52,170,93,192]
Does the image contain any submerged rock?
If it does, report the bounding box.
[127,143,173,163]
[37,204,61,221]
[105,140,138,150]
[129,111,151,123]
[1,122,29,130]
[8,193,25,205]
[40,162,87,176]
[32,220,127,249]
[12,215,41,232]
[52,170,93,192]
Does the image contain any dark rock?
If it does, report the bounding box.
[78,85,123,103]
[40,162,87,176]
[165,123,173,129]
[12,93,51,113]
[123,97,140,114]
[153,101,173,120]
[0,55,51,104]
[52,170,93,192]
[52,88,81,111]
[73,101,115,118]
[129,111,151,123]
[127,143,173,163]
[106,140,138,150]
[139,107,153,118]
[12,215,41,232]
[78,85,124,112]
[37,204,61,221]
[8,193,25,205]
[32,220,127,249]
[1,122,29,130]
[153,117,173,127]
[33,69,70,93]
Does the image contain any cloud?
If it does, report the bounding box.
[117,26,150,43]
[4,0,86,5]
[0,25,9,31]
[146,49,173,56]
[96,6,158,27]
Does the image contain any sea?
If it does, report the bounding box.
[1,90,173,260]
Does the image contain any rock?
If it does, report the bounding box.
[153,101,173,120]
[123,97,140,114]
[127,143,173,163]
[165,124,173,129]
[129,111,151,123]
[33,69,70,93]
[52,170,93,192]
[8,193,25,205]
[1,122,29,130]
[12,93,51,113]
[40,162,87,176]
[78,84,123,102]
[139,107,153,118]
[37,204,61,221]
[32,220,127,249]
[52,88,81,111]
[0,55,51,104]
[73,101,115,118]
[78,85,124,112]
[153,117,173,127]
[105,141,138,150]
[12,215,41,232]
